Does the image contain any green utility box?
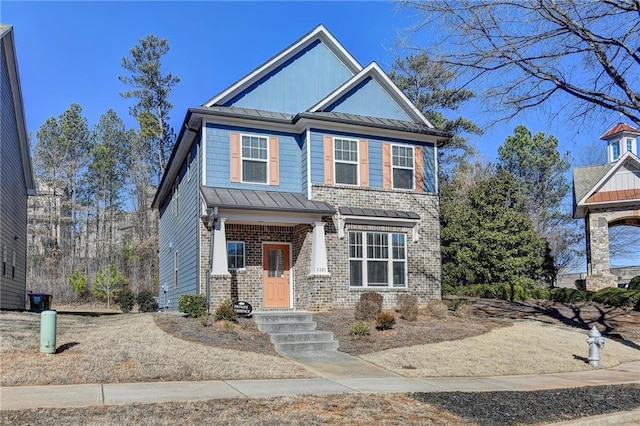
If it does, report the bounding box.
[40,310,57,354]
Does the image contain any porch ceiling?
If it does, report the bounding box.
[201,186,336,215]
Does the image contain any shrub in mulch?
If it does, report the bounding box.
[454,303,474,319]
[426,299,448,318]
[137,290,159,313]
[397,294,418,321]
[375,312,396,330]
[214,299,237,322]
[349,320,370,336]
[355,292,383,320]
[178,294,208,318]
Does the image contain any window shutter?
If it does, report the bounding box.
[269,136,279,186]
[382,143,391,189]
[323,135,334,185]
[359,139,369,187]
[415,146,424,193]
[230,132,241,183]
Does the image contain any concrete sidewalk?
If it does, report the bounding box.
[1,361,639,411]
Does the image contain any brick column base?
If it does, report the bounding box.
[307,275,332,311]
[210,274,232,311]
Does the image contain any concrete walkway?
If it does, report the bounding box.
[1,361,639,411]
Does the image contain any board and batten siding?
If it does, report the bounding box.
[309,129,437,193]
[223,40,353,114]
[324,76,413,122]
[158,141,200,309]
[204,123,303,193]
[0,41,28,310]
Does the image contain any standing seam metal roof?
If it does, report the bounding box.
[201,187,335,214]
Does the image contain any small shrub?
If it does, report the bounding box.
[375,312,396,330]
[68,270,88,296]
[549,288,589,304]
[200,313,210,327]
[629,275,640,291]
[530,287,551,300]
[455,303,474,319]
[442,284,457,295]
[450,297,470,311]
[178,294,208,318]
[592,288,640,309]
[119,288,135,313]
[355,292,383,320]
[349,321,370,336]
[137,290,159,313]
[214,298,237,322]
[397,294,418,321]
[426,299,448,318]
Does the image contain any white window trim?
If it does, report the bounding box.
[391,144,415,190]
[333,137,359,186]
[227,241,246,271]
[349,231,407,289]
[241,133,269,185]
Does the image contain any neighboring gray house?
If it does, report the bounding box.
[152,25,449,311]
[0,24,35,310]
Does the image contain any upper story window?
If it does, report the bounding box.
[242,135,268,183]
[626,138,634,153]
[612,141,621,161]
[334,138,358,185]
[392,145,414,189]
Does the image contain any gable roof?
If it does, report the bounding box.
[600,122,640,140]
[308,62,434,127]
[573,151,640,218]
[203,24,362,108]
[1,24,35,195]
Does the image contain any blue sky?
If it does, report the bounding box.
[3,1,637,267]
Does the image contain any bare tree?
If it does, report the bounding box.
[403,0,640,125]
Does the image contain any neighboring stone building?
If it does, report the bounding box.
[152,25,450,311]
[573,122,640,290]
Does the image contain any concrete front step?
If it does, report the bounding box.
[269,330,335,344]
[275,340,339,353]
[253,312,339,354]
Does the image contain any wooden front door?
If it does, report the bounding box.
[263,244,291,308]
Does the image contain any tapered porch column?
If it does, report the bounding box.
[309,221,330,276]
[211,217,230,276]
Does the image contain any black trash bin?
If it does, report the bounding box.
[28,292,52,312]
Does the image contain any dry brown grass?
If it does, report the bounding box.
[0,393,470,425]
[361,321,640,377]
[0,311,312,386]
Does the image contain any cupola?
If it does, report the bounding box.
[600,122,639,163]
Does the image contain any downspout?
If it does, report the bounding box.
[206,206,218,313]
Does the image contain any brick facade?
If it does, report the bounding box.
[199,185,442,311]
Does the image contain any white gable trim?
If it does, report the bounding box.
[577,151,640,207]
[308,62,434,128]
[203,25,362,108]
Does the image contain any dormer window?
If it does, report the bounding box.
[612,141,620,161]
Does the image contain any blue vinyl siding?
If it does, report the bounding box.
[204,123,303,192]
[224,40,353,114]
[158,141,200,309]
[324,77,412,122]
[309,129,436,192]
[301,132,308,196]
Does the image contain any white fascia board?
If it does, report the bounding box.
[221,209,324,226]
[577,151,640,207]
[203,25,362,107]
[308,62,434,128]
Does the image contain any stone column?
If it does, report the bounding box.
[585,212,616,290]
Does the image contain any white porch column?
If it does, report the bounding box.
[211,217,230,276]
[309,221,330,276]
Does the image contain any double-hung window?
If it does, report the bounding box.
[612,142,620,161]
[349,231,407,288]
[227,241,245,270]
[242,135,268,183]
[334,138,358,185]
[392,145,414,189]
[626,138,633,153]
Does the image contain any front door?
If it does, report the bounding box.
[263,244,291,308]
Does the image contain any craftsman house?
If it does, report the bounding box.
[573,122,640,290]
[1,25,36,310]
[152,25,449,311]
